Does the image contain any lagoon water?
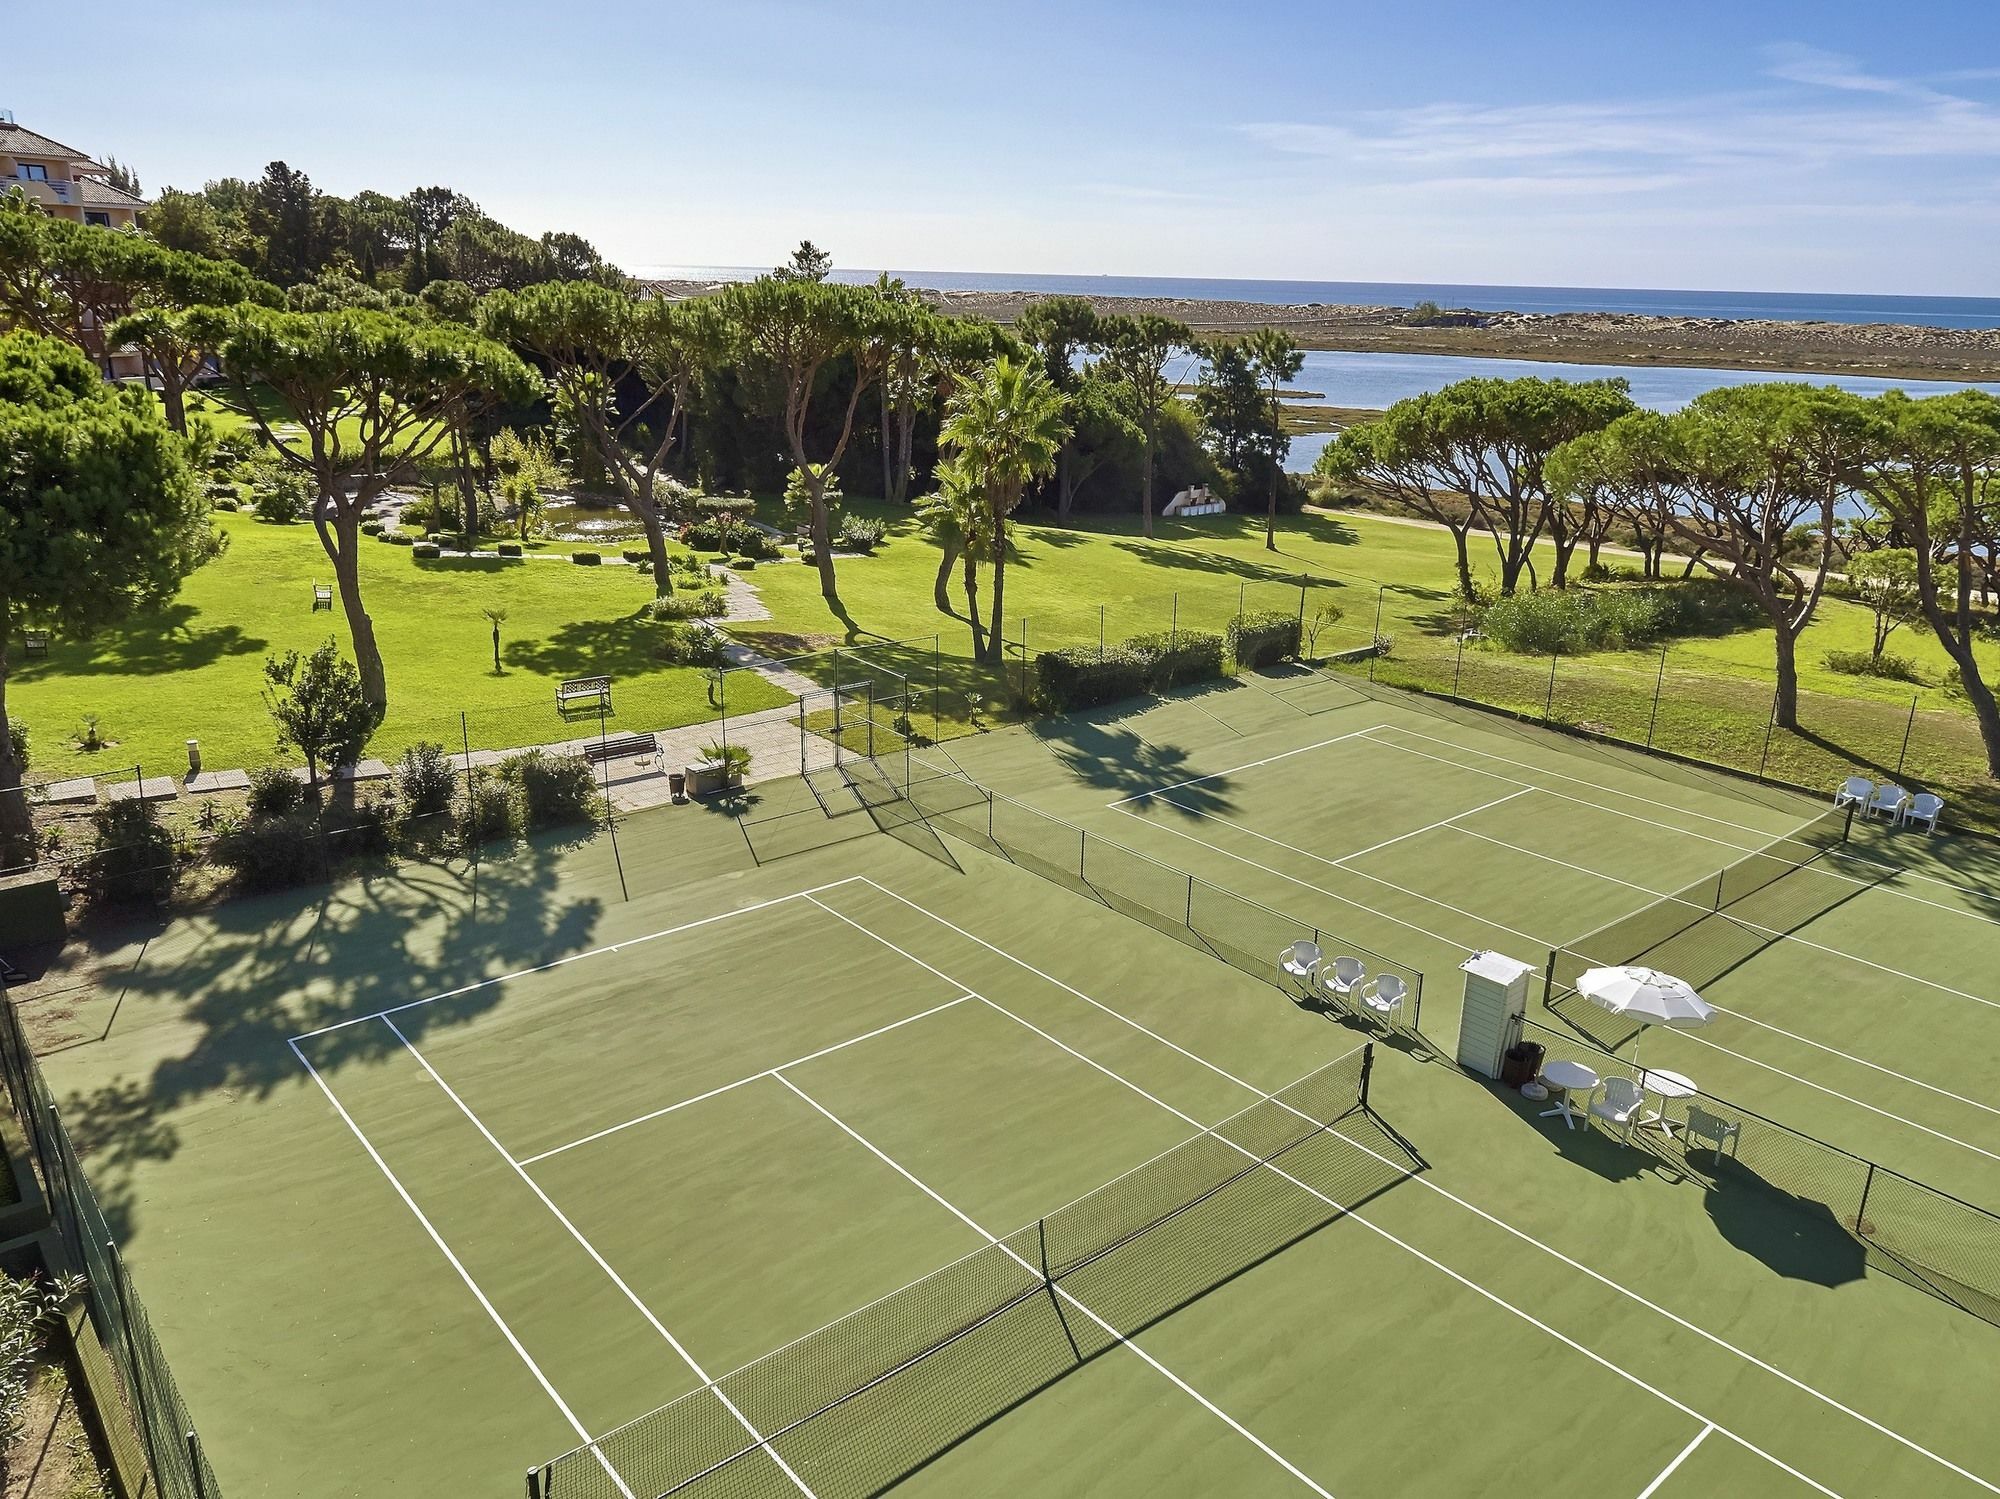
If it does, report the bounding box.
[1281,350,2000,470]
[642,265,2000,330]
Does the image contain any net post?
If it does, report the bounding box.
[1857,1160,1876,1236]
[1358,1042,1375,1112]
[987,787,995,841]
[189,1432,207,1499]
[1184,874,1194,929]
[526,1465,542,1499]
[1541,948,1558,1007]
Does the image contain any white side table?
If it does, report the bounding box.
[1638,1069,1698,1136]
[1539,1060,1600,1130]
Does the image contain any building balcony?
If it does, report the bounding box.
[4,176,84,207]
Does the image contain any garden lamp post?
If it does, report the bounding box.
[483,608,507,673]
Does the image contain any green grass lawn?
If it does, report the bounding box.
[9,513,783,778]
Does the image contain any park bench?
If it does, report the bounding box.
[22,631,48,658]
[312,583,333,611]
[580,732,656,766]
[556,675,612,715]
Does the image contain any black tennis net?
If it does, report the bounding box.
[1544,802,1857,1001]
[529,1044,1417,1499]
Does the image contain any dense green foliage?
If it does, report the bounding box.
[1227,611,1302,669]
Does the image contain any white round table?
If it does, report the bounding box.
[1638,1068,1697,1135]
[1539,1060,1600,1129]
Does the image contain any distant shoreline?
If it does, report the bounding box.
[643,277,2000,384]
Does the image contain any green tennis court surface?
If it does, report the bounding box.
[25,668,2000,1497]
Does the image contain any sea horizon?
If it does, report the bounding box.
[636,264,2000,331]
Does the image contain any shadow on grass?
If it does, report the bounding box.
[12,604,269,681]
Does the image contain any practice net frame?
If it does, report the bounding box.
[530,1043,1415,1498]
[1543,801,1857,1004]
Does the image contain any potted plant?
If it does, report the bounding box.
[685,740,751,797]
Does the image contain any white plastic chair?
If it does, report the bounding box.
[1684,1104,1742,1158]
[1903,792,1944,833]
[1865,783,1908,821]
[1360,973,1406,1030]
[1322,956,1366,1005]
[1587,1076,1645,1141]
[1834,775,1873,810]
[1279,941,1322,996]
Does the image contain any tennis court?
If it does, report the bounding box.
[22,665,2000,1498]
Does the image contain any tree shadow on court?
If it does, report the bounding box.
[31,827,612,1245]
[1025,711,1238,821]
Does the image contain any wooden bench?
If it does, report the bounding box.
[312,583,333,611]
[580,732,656,766]
[556,675,612,715]
[22,631,48,658]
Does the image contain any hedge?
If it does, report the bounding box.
[1034,646,1151,712]
[497,541,522,557]
[412,542,440,559]
[571,550,602,566]
[1126,630,1224,691]
[1228,611,1301,669]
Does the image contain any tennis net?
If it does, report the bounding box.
[530,1044,1416,1499]
[1544,802,1857,1001]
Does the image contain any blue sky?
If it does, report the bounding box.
[16,0,2000,293]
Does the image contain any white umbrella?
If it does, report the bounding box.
[1575,965,1714,1070]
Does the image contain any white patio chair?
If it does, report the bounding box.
[1833,775,1873,810]
[1360,973,1407,1030]
[1279,940,1322,997]
[1587,1076,1645,1141]
[1903,792,1944,833]
[1683,1104,1741,1158]
[1865,782,1908,822]
[1322,956,1366,1006]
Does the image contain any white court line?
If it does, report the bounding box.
[290,878,867,1042]
[519,994,978,1166]
[1317,788,1531,866]
[1104,726,1377,806]
[1113,796,1546,950]
[1121,792,2000,1154]
[848,878,1998,1496]
[1367,723,2000,933]
[286,1038,638,1499]
[1637,1424,1715,1499]
[883,936,1838,1497]
[1446,823,2000,1015]
[383,1018,817,1499]
[771,1073,1337,1499]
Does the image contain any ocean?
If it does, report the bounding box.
[637,265,2000,331]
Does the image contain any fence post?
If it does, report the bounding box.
[797,692,807,777]
[1645,647,1667,749]
[933,635,942,743]
[1758,690,1777,779]
[1544,652,1558,723]
[1099,605,1105,661]
[1453,633,1464,698]
[866,679,876,760]
[1369,586,1385,681]
[1237,580,1246,619]
[1896,694,1918,776]
[987,787,995,841]
[1019,618,1030,706]
[1297,572,1308,632]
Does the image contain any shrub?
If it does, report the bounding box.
[657,620,727,667]
[1125,630,1224,691]
[1034,646,1151,712]
[79,799,175,905]
[646,591,726,621]
[213,496,240,511]
[697,741,752,780]
[249,461,313,524]
[497,750,600,828]
[694,494,751,517]
[1823,649,1928,684]
[456,771,518,846]
[572,550,602,566]
[8,721,26,774]
[412,542,440,559]
[1475,584,1734,655]
[837,514,885,553]
[396,741,457,820]
[214,810,322,892]
[247,763,307,819]
[621,548,649,565]
[360,519,384,536]
[736,527,782,560]
[1227,611,1301,669]
[683,519,728,551]
[731,556,758,571]
[387,532,414,547]
[204,480,237,500]
[321,801,393,860]
[497,541,522,557]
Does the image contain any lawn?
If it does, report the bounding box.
[8,512,783,778]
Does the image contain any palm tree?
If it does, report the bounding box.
[939,356,1071,664]
[1245,328,1304,550]
[915,459,997,658]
